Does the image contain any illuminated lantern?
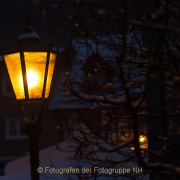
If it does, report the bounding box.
[3,18,56,102]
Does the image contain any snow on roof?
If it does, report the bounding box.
[71,37,117,61]
[49,67,88,109]
[17,27,40,41]
[49,33,144,110]
[72,33,142,61]
[48,71,144,110]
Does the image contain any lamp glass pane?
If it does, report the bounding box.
[24,52,47,99]
[45,53,56,98]
[3,53,25,100]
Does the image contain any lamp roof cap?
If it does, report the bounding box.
[17,16,40,42]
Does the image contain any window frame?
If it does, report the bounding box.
[5,117,28,140]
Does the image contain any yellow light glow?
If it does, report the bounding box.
[4,53,25,100]
[4,52,56,100]
[24,52,47,99]
[139,135,145,143]
[139,137,145,142]
[26,70,39,88]
[19,70,39,88]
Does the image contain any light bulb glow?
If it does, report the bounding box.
[4,52,56,100]
[26,70,38,88]
[19,70,39,89]
[139,136,145,142]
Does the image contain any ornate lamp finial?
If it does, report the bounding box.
[17,15,40,42]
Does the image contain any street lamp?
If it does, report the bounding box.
[2,17,56,180]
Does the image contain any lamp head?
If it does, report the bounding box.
[2,17,56,102]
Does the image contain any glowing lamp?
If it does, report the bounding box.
[4,45,56,101]
[3,19,56,102]
[4,51,56,101]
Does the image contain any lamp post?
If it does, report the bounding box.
[2,17,56,180]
